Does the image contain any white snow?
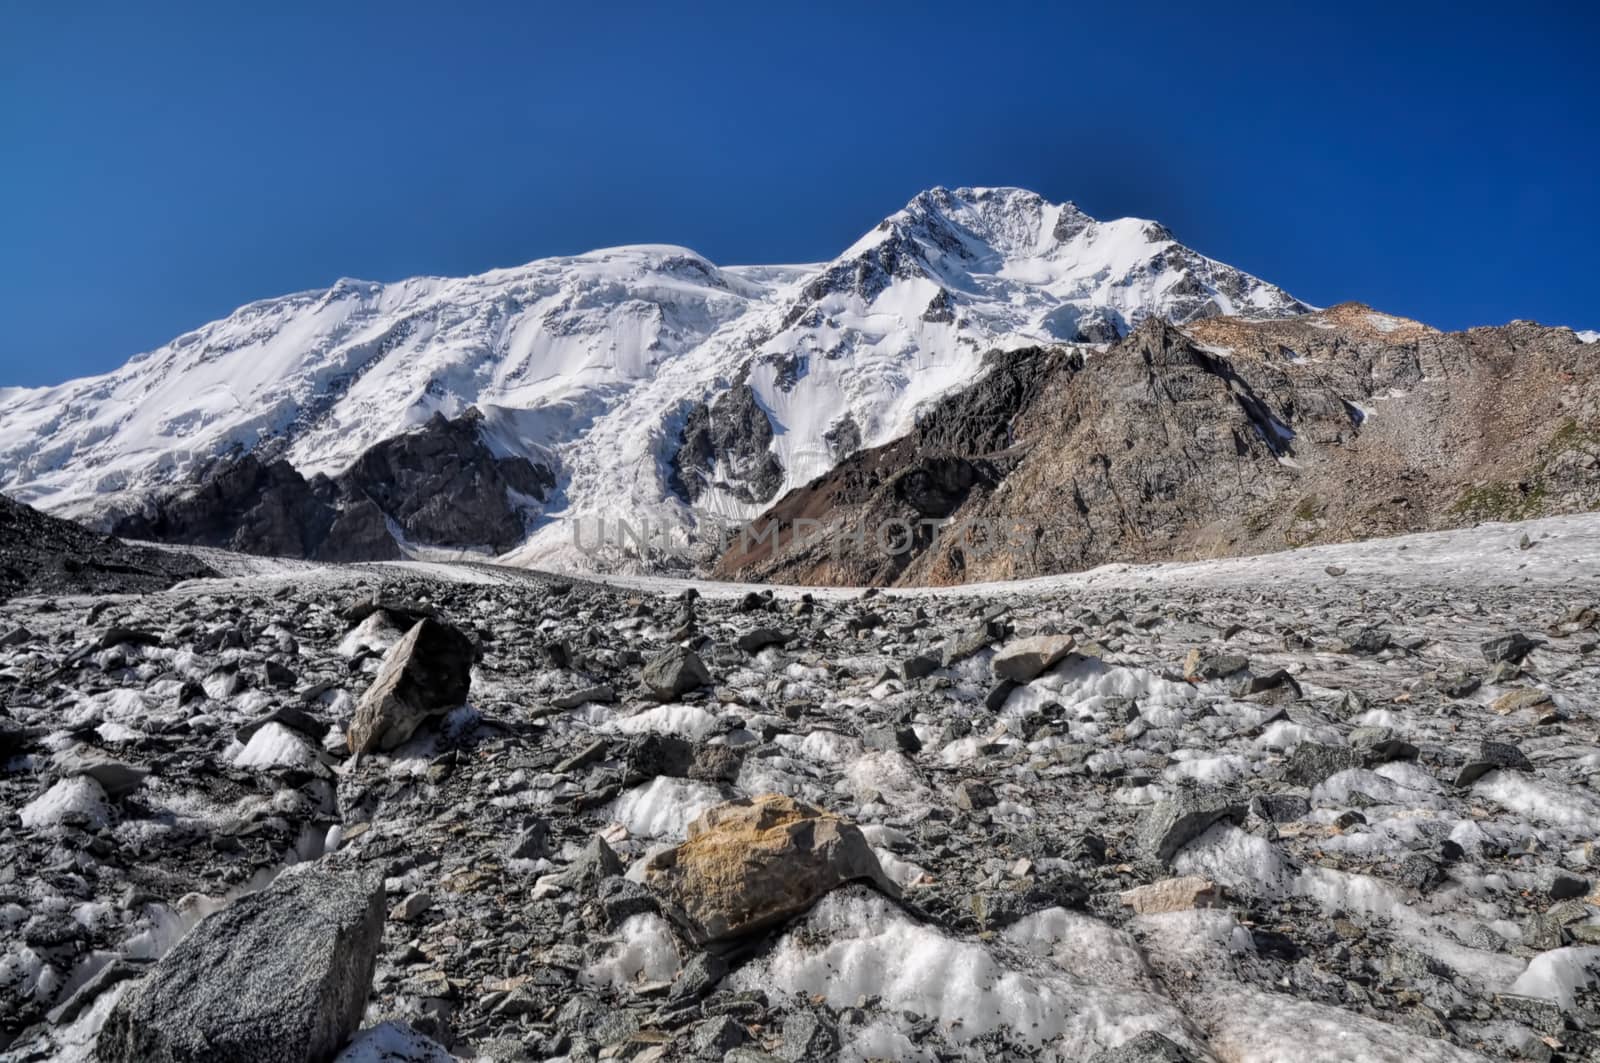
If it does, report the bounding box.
[603,703,720,741]
[1472,771,1600,830]
[580,913,682,989]
[732,889,1203,1058]
[231,722,322,771]
[604,776,723,841]
[334,1021,453,1063]
[1509,947,1600,1010]
[19,776,111,830]
[1200,986,1495,1062]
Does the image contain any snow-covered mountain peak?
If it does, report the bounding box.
[1,186,1314,571]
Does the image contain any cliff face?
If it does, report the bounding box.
[715,306,1600,586]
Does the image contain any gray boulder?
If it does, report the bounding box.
[1282,743,1363,787]
[98,864,385,1063]
[1482,632,1542,664]
[346,617,474,753]
[641,645,712,700]
[1138,789,1247,864]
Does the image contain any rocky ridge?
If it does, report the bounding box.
[0,493,214,603]
[717,306,1600,586]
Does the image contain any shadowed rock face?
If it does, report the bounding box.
[113,408,554,562]
[711,345,1073,585]
[715,306,1600,586]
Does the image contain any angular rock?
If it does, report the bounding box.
[735,627,787,654]
[954,779,998,811]
[940,618,1006,667]
[641,793,899,944]
[504,819,549,861]
[991,634,1076,683]
[1455,739,1535,787]
[346,617,474,753]
[553,837,626,891]
[1482,632,1541,664]
[1137,789,1247,863]
[1283,743,1363,787]
[1182,648,1249,681]
[553,684,616,709]
[53,750,148,799]
[1118,876,1222,914]
[237,705,331,745]
[778,1010,838,1061]
[99,864,385,1063]
[641,646,712,701]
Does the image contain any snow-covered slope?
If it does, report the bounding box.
[0,187,1310,568]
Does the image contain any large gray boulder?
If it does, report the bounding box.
[98,864,385,1063]
[346,617,474,753]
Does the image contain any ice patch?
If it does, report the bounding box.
[1173,823,1292,894]
[606,777,724,841]
[605,703,719,741]
[1509,946,1600,1010]
[733,888,1199,1057]
[20,776,111,829]
[1201,986,1496,1062]
[580,913,681,989]
[776,729,864,765]
[1472,771,1600,830]
[335,1021,454,1063]
[843,750,930,805]
[231,722,322,771]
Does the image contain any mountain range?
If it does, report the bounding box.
[1,186,1594,584]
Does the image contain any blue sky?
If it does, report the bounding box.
[3,1,1595,387]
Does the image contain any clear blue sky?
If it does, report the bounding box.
[3,1,1595,387]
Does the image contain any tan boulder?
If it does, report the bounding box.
[1118,875,1223,915]
[641,793,899,944]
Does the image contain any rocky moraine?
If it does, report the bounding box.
[3,514,1600,1062]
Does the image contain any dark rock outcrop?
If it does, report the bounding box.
[114,408,553,562]
[670,384,784,505]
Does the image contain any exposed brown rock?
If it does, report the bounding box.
[716,307,1600,586]
[641,793,900,944]
[1118,876,1224,915]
